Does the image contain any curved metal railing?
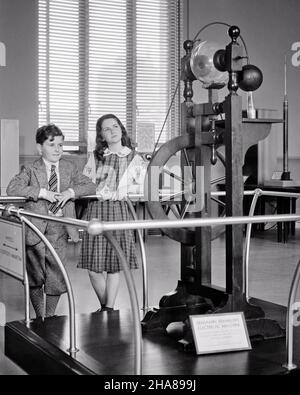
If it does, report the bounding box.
[126,198,149,312]
[87,210,300,372]
[19,214,79,354]
[239,189,300,372]
[244,188,263,298]
[1,205,79,354]
[3,189,300,373]
[84,189,300,318]
[103,231,142,375]
[284,258,300,371]
[87,213,300,233]
[0,202,142,374]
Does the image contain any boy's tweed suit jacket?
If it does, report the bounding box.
[7,157,96,245]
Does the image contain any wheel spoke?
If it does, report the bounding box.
[160,190,184,202]
[216,151,226,166]
[211,196,226,207]
[145,133,226,244]
[181,198,192,219]
[169,204,181,219]
[162,167,184,184]
[211,176,226,185]
[182,149,194,181]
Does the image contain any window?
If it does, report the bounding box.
[39,0,183,151]
[39,0,81,148]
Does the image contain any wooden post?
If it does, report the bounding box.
[224,94,245,310]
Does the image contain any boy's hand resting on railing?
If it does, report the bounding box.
[55,189,75,208]
[39,189,62,203]
[39,188,75,207]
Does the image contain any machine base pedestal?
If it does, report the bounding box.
[141,280,213,331]
[141,279,285,347]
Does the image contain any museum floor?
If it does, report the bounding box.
[1,228,300,375]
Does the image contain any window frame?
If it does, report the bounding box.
[38,0,183,153]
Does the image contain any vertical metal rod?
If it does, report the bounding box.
[24,271,31,327]
[126,199,149,312]
[283,55,289,177]
[18,215,78,355]
[21,220,31,327]
[244,189,261,300]
[247,92,256,119]
[283,258,300,371]
[104,232,142,375]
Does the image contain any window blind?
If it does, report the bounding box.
[39,0,82,144]
[38,0,183,150]
[136,0,180,143]
[87,0,128,149]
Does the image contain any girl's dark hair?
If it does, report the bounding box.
[94,114,133,162]
[36,124,64,145]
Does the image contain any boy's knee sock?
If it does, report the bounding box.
[30,287,45,318]
[45,295,60,317]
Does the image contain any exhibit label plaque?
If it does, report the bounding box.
[190,312,252,355]
[0,218,24,280]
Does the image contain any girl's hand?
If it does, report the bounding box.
[97,185,113,200]
[112,188,127,201]
[111,191,119,201]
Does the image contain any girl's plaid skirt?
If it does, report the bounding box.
[78,200,138,273]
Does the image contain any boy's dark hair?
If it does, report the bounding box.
[94,114,133,162]
[36,124,65,145]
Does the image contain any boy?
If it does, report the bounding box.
[7,124,96,319]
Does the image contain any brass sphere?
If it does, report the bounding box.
[239,64,263,92]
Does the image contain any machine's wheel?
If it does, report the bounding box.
[144,133,225,246]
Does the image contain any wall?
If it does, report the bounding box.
[0,0,38,157]
[1,0,300,175]
[186,0,300,181]
[0,0,86,170]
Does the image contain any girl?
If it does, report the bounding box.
[78,114,146,312]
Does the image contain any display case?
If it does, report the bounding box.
[0,119,19,195]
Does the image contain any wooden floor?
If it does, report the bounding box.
[4,299,299,375]
[1,228,300,375]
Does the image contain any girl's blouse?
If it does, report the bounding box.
[83,146,147,200]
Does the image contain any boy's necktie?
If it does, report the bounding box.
[48,165,60,214]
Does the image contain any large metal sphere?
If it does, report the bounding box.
[239,64,263,92]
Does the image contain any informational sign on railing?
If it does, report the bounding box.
[0,218,24,281]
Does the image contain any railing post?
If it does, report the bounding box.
[283,258,300,371]
[20,220,31,327]
[244,188,262,300]
[104,231,142,375]
[17,213,79,355]
[127,198,149,312]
